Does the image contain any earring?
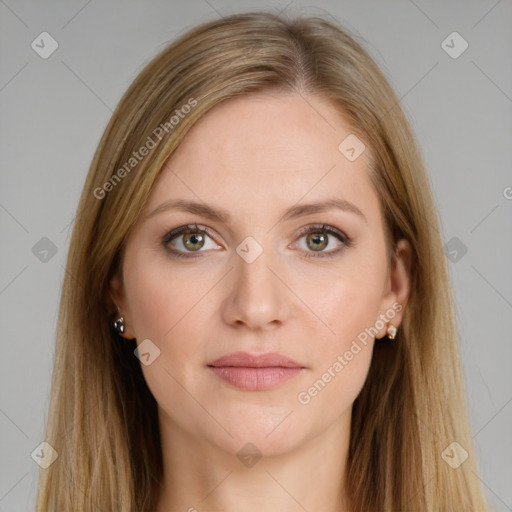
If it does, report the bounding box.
[113,316,125,335]
[386,324,397,340]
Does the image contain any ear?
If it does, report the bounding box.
[376,238,413,339]
[109,272,136,340]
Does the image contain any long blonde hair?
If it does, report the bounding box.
[36,10,490,511]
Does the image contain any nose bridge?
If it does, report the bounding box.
[224,237,289,329]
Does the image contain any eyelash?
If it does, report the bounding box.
[161,223,353,260]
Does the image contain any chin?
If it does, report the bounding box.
[197,411,309,459]
[217,431,303,462]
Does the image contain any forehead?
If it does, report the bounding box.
[144,91,381,225]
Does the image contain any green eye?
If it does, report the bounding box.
[294,224,352,259]
[162,224,218,259]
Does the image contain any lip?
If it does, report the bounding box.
[207,351,306,391]
[208,351,304,369]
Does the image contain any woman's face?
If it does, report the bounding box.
[110,91,411,456]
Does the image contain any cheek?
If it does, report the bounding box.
[122,253,215,417]
[289,257,385,411]
[292,252,387,344]
[122,252,225,397]
[295,346,373,425]
[124,250,208,341]
[293,276,379,417]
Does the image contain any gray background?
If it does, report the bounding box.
[1,1,511,510]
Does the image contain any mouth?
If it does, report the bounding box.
[207,351,306,391]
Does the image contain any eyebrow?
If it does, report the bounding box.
[146,197,367,224]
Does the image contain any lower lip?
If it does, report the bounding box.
[208,366,303,391]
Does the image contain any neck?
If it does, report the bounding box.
[154,407,351,512]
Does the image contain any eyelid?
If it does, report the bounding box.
[293,223,349,243]
[161,223,218,245]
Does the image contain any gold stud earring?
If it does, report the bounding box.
[386,324,397,340]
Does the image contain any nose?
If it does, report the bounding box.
[221,246,291,331]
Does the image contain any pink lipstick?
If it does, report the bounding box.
[207,351,305,391]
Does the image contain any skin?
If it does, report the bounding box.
[110,91,412,512]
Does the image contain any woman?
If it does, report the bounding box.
[35,11,490,512]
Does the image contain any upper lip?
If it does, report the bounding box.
[208,351,304,368]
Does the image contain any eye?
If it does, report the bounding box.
[162,223,353,260]
[292,224,352,259]
[162,224,220,259]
